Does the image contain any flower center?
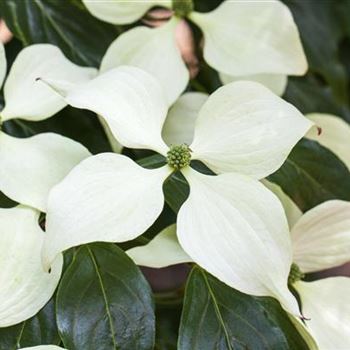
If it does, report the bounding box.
[172,0,194,18]
[167,144,192,169]
[288,263,305,285]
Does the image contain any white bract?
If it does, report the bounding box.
[41,66,312,316]
[0,206,63,327]
[306,113,350,171]
[89,0,307,101]
[19,347,67,350]
[0,43,94,212]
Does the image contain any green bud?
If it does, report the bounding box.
[172,0,194,18]
[167,144,192,169]
[288,263,305,285]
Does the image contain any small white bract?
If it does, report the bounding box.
[41,65,312,316]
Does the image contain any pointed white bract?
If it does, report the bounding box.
[40,66,169,155]
[0,206,62,327]
[307,113,350,170]
[127,224,192,268]
[0,132,90,212]
[178,168,299,315]
[162,92,208,146]
[100,18,188,105]
[1,44,96,122]
[295,278,350,350]
[82,0,171,25]
[219,72,288,96]
[42,67,311,316]
[19,347,67,350]
[291,200,350,273]
[190,81,312,178]
[43,153,171,270]
[190,0,307,77]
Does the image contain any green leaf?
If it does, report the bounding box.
[0,298,60,350]
[284,76,350,123]
[56,243,155,350]
[282,0,350,122]
[178,267,311,350]
[137,154,190,214]
[0,0,121,67]
[154,300,183,350]
[268,139,350,212]
[163,172,189,214]
[3,106,112,154]
[0,191,17,208]
[284,0,349,105]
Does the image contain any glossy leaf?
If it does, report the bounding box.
[56,243,155,350]
[268,139,350,212]
[2,106,111,154]
[0,298,60,350]
[283,0,348,104]
[178,267,310,350]
[0,0,121,67]
[137,154,189,214]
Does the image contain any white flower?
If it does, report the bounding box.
[86,0,307,100]
[40,65,312,316]
[0,43,94,212]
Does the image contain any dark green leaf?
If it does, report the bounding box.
[178,267,310,350]
[155,301,183,350]
[284,75,350,123]
[137,154,190,214]
[268,138,350,212]
[137,154,166,169]
[0,0,121,67]
[284,0,348,105]
[163,172,189,214]
[0,191,17,208]
[56,243,155,350]
[0,298,60,350]
[3,106,112,154]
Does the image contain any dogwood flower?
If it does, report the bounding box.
[40,65,312,316]
[86,0,307,100]
[0,43,94,212]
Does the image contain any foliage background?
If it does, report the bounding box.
[0,0,349,349]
